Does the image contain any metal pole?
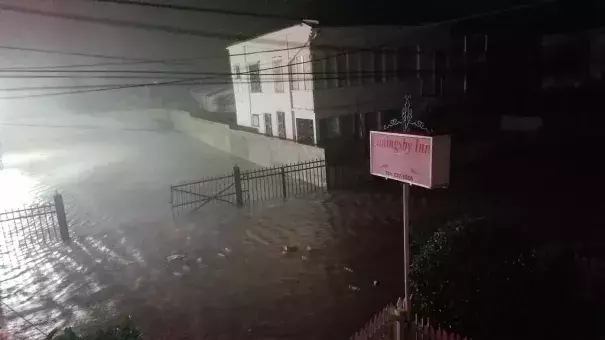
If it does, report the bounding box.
[402,182,411,306]
[233,165,244,207]
[54,192,69,242]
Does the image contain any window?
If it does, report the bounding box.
[312,51,325,90]
[277,111,286,138]
[264,113,273,136]
[273,59,284,93]
[337,52,347,87]
[325,52,338,88]
[373,50,384,83]
[348,51,360,86]
[396,48,413,81]
[248,62,261,93]
[289,58,301,91]
[251,114,260,127]
[296,118,315,145]
[360,51,373,85]
[233,64,241,93]
[302,54,313,90]
[385,50,397,82]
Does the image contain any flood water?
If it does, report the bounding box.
[0,109,405,339]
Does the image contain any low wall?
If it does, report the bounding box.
[170,110,325,168]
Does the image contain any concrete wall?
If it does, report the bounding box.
[170,110,325,167]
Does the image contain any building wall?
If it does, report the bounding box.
[227,24,314,140]
[170,110,325,168]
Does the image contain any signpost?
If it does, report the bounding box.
[370,131,451,308]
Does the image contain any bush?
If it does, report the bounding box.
[410,216,601,339]
[48,319,142,340]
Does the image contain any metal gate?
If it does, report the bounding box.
[170,160,327,214]
[0,193,69,252]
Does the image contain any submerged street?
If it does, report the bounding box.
[0,109,405,339]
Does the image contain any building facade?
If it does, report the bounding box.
[226,22,463,146]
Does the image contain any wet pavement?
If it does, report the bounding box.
[0,109,407,339]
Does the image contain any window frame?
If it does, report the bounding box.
[248,61,262,93]
[251,114,260,127]
[272,58,285,93]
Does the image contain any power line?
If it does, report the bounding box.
[93,0,302,21]
[0,45,312,70]
[0,45,149,61]
[0,1,553,71]
[0,1,555,100]
[0,72,426,92]
[0,3,262,41]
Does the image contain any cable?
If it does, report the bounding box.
[93,0,303,21]
[0,45,149,62]
[0,46,305,70]
[0,1,554,71]
[0,1,555,99]
[0,3,265,41]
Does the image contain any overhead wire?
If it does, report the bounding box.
[92,0,303,21]
[0,0,555,100]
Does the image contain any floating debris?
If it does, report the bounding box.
[282,245,299,254]
[167,254,186,261]
[344,267,354,273]
[372,280,379,287]
[173,272,182,277]
[196,257,203,264]
[305,245,313,252]
[182,265,191,273]
[224,247,232,253]
[301,255,308,261]
[218,252,226,257]
[348,285,361,292]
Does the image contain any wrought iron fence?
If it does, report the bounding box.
[350,298,468,340]
[170,159,327,214]
[0,193,69,251]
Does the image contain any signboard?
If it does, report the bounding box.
[370,131,451,189]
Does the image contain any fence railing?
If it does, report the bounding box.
[350,298,468,340]
[170,159,327,213]
[0,193,69,250]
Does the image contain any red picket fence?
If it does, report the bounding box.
[349,298,468,340]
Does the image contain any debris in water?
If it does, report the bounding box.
[344,267,354,273]
[182,265,191,273]
[348,285,361,292]
[305,245,313,252]
[224,247,232,253]
[301,255,308,261]
[167,254,186,261]
[173,272,182,277]
[218,252,226,257]
[372,280,379,287]
[282,245,299,254]
[196,257,203,264]
[94,259,102,264]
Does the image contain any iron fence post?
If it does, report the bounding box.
[53,192,70,241]
[280,166,287,199]
[233,165,244,207]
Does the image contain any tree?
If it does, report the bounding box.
[410,216,602,339]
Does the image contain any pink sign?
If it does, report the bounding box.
[370,131,451,189]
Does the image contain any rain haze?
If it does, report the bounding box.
[0,0,603,339]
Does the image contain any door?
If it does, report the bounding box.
[296,118,315,145]
[264,113,273,136]
[277,111,286,138]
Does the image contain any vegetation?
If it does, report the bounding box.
[47,319,141,340]
[410,215,603,339]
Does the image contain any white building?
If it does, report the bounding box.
[227,21,459,145]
